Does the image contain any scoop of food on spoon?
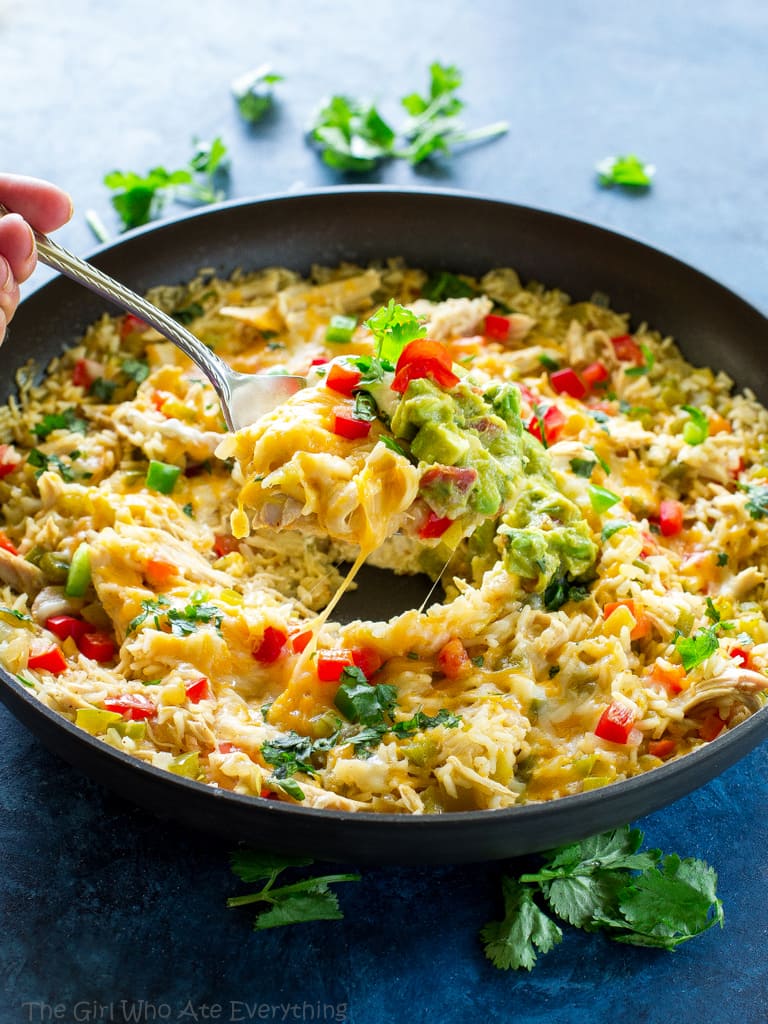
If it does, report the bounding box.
[0,203,306,430]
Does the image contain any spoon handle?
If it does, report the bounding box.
[0,203,236,417]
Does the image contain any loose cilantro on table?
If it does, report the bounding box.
[308,62,507,172]
[227,850,360,930]
[231,65,283,124]
[481,825,723,971]
[104,136,229,230]
[596,154,655,188]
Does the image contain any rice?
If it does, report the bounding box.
[1,258,767,814]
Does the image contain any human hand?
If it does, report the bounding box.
[0,174,73,343]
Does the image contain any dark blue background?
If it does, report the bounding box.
[2,2,767,1022]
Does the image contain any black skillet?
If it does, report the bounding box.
[2,187,767,864]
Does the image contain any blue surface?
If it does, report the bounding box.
[2,2,768,1022]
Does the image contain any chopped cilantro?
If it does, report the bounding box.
[121,358,150,383]
[27,448,77,482]
[231,65,283,124]
[353,392,378,422]
[717,552,729,567]
[89,377,117,402]
[33,407,87,440]
[543,574,591,612]
[421,270,476,302]
[743,484,768,520]
[675,626,719,672]
[538,354,560,372]
[182,502,195,518]
[596,154,655,188]
[172,302,205,325]
[390,708,461,737]
[569,457,596,478]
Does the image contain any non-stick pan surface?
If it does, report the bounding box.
[2,187,767,864]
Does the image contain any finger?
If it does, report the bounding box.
[0,214,36,283]
[0,259,20,327]
[0,306,6,346]
[0,173,73,233]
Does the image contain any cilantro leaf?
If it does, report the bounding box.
[227,849,360,930]
[421,271,476,302]
[390,708,462,737]
[121,358,150,383]
[744,484,768,520]
[33,407,87,440]
[27,448,77,482]
[309,95,396,172]
[254,889,343,930]
[399,62,508,165]
[232,65,283,124]
[596,154,655,188]
[364,299,426,363]
[675,626,719,672]
[603,855,724,949]
[172,302,205,325]
[334,673,398,727]
[229,850,313,883]
[480,877,562,971]
[104,167,193,229]
[569,457,597,478]
[485,825,724,970]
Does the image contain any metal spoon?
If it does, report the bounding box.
[0,204,306,430]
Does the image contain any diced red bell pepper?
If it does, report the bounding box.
[252,626,288,664]
[332,410,372,440]
[581,361,610,388]
[550,367,587,400]
[437,637,471,679]
[326,364,362,397]
[729,647,752,669]
[483,314,511,342]
[648,738,676,758]
[594,700,636,744]
[317,649,354,682]
[0,531,18,556]
[0,445,20,478]
[28,646,68,675]
[391,340,460,394]
[78,631,116,663]
[72,358,101,388]
[526,406,566,446]
[698,710,726,742]
[103,693,157,720]
[290,629,313,654]
[260,787,280,800]
[730,456,744,480]
[310,357,330,367]
[213,535,240,558]
[218,741,236,754]
[659,499,684,537]
[418,511,454,539]
[351,647,384,680]
[120,314,149,338]
[610,334,644,364]
[46,615,88,642]
[185,677,210,703]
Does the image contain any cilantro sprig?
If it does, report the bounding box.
[364,299,426,363]
[104,136,229,230]
[596,154,655,189]
[743,483,768,520]
[309,62,507,172]
[227,850,360,930]
[481,825,723,971]
[33,407,87,440]
[231,65,283,124]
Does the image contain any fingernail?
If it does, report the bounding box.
[25,222,35,259]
